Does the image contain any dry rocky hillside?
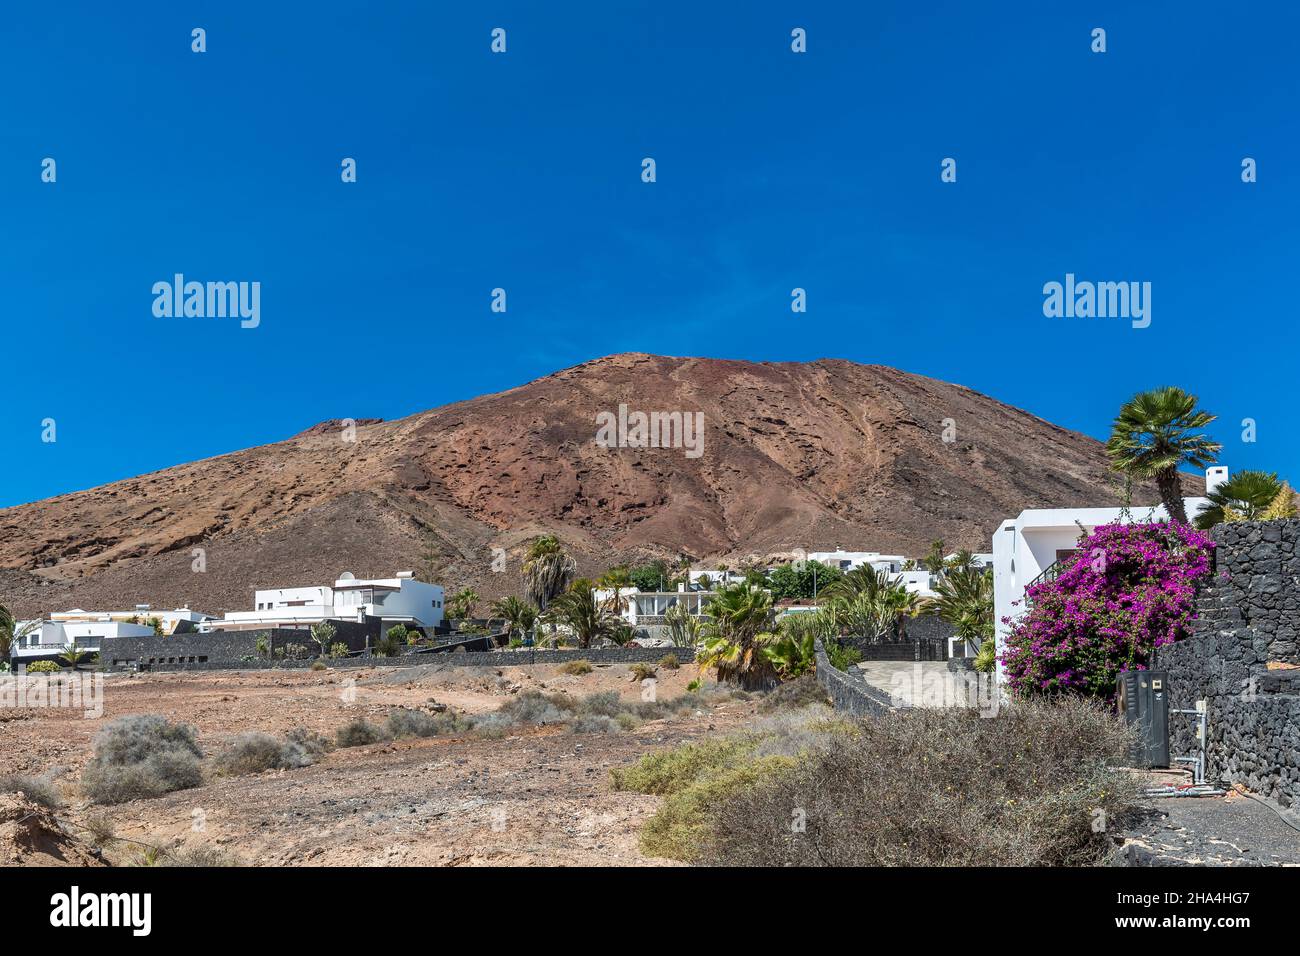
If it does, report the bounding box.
[0,353,1197,616]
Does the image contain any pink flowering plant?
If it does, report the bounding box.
[1002,522,1213,697]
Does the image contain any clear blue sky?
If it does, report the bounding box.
[3,1,1296,508]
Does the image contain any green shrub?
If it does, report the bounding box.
[825,641,863,672]
[214,732,312,775]
[686,679,701,692]
[611,736,759,796]
[639,755,795,862]
[309,660,328,671]
[559,659,592,675]
[25,660,59,674]
[335,719,389,748]
[658,653,680,670]
[81,715,203,804]
[328,642,349,659]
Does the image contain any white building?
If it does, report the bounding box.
[212,571,444,632]
[687,569,746,590]
[807,550,908,574]
[595,585,716,626]
[9,607,216,662]
[991,467,1224,684]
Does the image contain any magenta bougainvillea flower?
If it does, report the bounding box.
[1002,522,1214,698]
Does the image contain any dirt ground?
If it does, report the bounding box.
[0,661,752,866]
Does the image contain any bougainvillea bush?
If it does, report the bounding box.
[1003,522,1213,697]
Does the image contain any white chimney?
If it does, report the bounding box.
[1206,466,1229,495]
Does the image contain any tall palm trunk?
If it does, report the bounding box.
[1157,468,1188,524]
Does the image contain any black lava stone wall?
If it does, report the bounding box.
[1155,519,1300,808]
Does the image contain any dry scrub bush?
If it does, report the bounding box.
[757,673,828,713]
[701,697,1139,867]
[214,732,313,775]
[0,774,62,809]
[559,659,593,675]
[387,708,468,738]
[335,719,389,748]
[81,715,203,804]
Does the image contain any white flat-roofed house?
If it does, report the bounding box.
[991,467,1224,685]
[10,617,155,663]
[49,606,216,635]
[807,550,908,574]
[213,572,444,632]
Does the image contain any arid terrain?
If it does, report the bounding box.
[0,661,750,866]
[0,353,1198,618]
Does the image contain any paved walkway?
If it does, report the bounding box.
[855,661,994,710]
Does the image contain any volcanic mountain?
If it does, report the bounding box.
[0,353,1196,617]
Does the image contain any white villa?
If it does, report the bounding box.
[808,550,908,573]
[595,585,716,626]
[9,606,215,662]
[211,571,445,633]
[991,467,1225,684]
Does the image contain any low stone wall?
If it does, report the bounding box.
[102,618,383,668]
[104,643,697,673]
[814,639,893,716]
[1155,519,1300,808]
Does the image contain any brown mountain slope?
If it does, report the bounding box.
[0,353,1198,616]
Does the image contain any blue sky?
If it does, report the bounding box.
[2,1,1296,508]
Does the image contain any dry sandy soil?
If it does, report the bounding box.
[0,660,752,867]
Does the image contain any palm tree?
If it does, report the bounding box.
[763,611,835,680]
[1106,387,1220,525]
[542,584,622,649]
[944,549,978,573]
[57,641,96,671]
[696,583,779,689]
[1193,470,1285,529]
[824,568,923,642]
[931,565,993,655]
[523,535,577,610]
[920,540,947,575]
[595,566,632,590]
[0,604,40,664]
[491,595,538,643]
[446,587,480,621]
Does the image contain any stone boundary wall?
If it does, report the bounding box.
[1154,519,1300,809]
[101,618,382,668]
[814,639,894,716]
[103,643,697,673]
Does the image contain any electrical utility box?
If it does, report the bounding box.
[1116,671,1170,768]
